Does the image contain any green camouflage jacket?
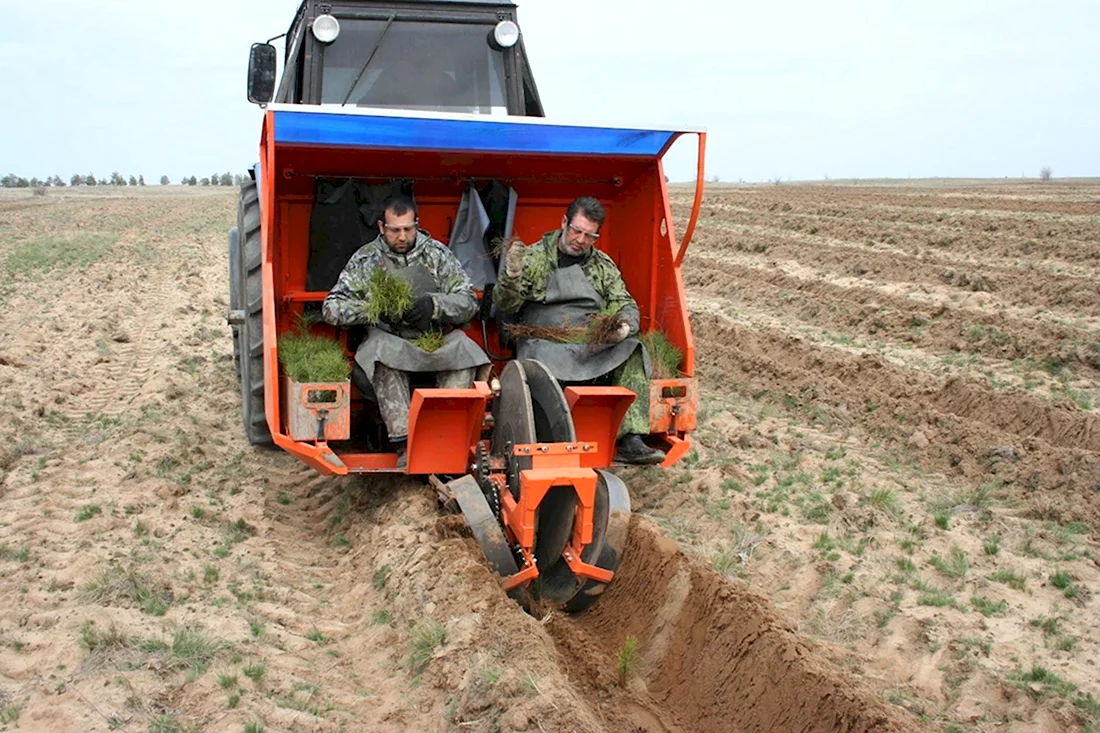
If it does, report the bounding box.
[493,229,640,331]
[321,230,478,328]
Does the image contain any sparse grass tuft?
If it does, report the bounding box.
[988,568,1027,591]
[1049,570,1072,590]
[929,545,969,579]
[407,620,445,673]
[372,565,392,590]
[75,504,102,522]
[148,715,180,733]
[243,659,266,682]
[306,627,330,645]
[371,608,393,626]
[866,487,901,517]
[616,635,640,686]
[971,595,1007,616]
[84,564,173,616]
[983,535,1001,555]
[0,704,19,724]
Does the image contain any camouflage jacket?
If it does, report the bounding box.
[321,230,478,328]
[493,229,640,332]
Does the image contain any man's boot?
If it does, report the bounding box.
[390,437,408,471]
[614,434,665,465]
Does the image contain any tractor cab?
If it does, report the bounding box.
[230,0,707,610]
[246,0,543,116]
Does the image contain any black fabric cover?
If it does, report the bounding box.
[477,179,512,266]
[306,178,413,292]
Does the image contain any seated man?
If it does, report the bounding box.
[493,196,665,465]
[322,194,489,467]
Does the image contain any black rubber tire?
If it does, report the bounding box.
[236,180,272,445]
[228,225,241,374]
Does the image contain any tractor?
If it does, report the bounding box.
[228,0,706,610]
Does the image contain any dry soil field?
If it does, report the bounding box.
[0,181,1097,733]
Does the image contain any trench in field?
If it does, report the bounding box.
[538,516,920,733]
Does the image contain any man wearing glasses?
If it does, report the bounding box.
[493,196,665,465]
[323,194,489,467]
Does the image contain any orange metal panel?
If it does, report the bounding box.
[674,132,707,267]
[649,378,699,434]
[658,434,692,468]
[261,110,283,438]
[563,387,634,468]
[405,384,490,474]
[272,432,348,475]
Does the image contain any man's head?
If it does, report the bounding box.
[378,195,419,254]
[559,196,605,257]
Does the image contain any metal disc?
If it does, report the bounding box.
[533,469,630,608]
[493,360,536,506]
[450,475,519,578]
[519,359,575,442]
[519,360,579,573]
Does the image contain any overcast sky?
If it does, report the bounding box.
[2,0,1097,182]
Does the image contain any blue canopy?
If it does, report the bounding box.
[271,106,699,158]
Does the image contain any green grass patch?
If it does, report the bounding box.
[4,233,116,277]
[277,332,351,383]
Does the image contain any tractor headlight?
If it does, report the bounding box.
[492,20,520,48]
[312,14,340,44]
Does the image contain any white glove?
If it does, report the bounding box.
[505,241,527,278]
[613,322,631,343]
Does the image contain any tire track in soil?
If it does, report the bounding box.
[688,306,1100,526]
[544,517,924,733]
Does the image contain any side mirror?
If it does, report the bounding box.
[247,43,277,105]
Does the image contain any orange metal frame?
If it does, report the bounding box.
[256,109,707,476]
[496,444,612,591]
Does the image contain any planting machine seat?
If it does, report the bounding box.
[227,0,706,610]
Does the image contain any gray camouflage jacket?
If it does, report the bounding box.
[321,230,478,328]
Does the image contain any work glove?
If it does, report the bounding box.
[403,295,434,332]
[504,241,527,278]
[611,321,631,343]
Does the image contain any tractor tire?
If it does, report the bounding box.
[228,225,241,374]
[236,180,272,445]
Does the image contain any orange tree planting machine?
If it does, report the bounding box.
[228,0,705,610]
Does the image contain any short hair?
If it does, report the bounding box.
[565,196,605,229]
[380,194,418,223]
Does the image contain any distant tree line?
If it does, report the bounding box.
[1,172,248,188]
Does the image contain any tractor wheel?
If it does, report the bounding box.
[228,225,241,374]
[236,180,272,445]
